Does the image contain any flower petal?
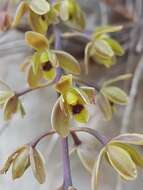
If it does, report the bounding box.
[29,10,48,33]
[101,86,128,105]
[77,142,97,173]
[25,31,49,51]
[112,133,143,145]
[105,38,124,56]
[51,97,71,137]
[53,50,80,75]
[112,142,143,167]
[30,148,46,184]
[103,74,132,87]
[91,148,105,190]
[0,90,14,105]
[28,0,50,15]
[12,2,28,27]
[59,0,70,21]
[55,74,72,94]
[106,145,137,180]
[27,65,43,88]
[84,42,92,74]
[73,107,89,123]
[97,92,113,120]
[12,147,30,179]
[3,95,19,121]
[43,67,56,81]
[92,25,123,39]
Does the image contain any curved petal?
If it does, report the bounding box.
[91,148,105,190]
[12,2,28,27]
[111,142,143,167]
[106,145,137,181]
[29,0,50,15]
[53,50,80,75]
[51,97,72,137]
[25,31,49,51]
[101,86,128,105]
[112,133,143,145]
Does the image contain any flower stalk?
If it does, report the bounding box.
[54,25,73,190]
[61,137,73,189]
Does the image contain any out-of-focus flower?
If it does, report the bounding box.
[0,145,46,184]
[24,31,81,88]
[0,1,12,31]
[59,0,85,30]
[84,26,125,73]
[97,74,131,120]
[92,133,143,190]
[12,0,51,33]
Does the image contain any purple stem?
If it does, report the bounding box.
[54,26,72,189]
[51,0,57,5]
[61,138,72,189]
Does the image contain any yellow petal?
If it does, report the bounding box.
[53,50,80,75]
[51,97,71,137]
[0,90,14,105]
[12,147,30,179]
[84,42,92,74]
[91,148,105,190]
[43,67,56,81]
[80,86,96,104]
[105,38,124,56]
[106,145,137,180]
[66,91,78,105]
[30,148,46,184]
[103,74,132,87]
[3,95,19,121]
[27,65,43,88]
[28,10,48,33]
[12,2,28,27]
[93,25,123,39]
[94,39,114,57]
[31,52,41,74]
[77,143,96,173]
[60,0,70,21]
[101,86,128,105]
[28,0,50,15]
[73,107,89,123]
[112,142,143,167]
[97,92,113,121]
[25,31,49,51]
[55,74,72,94]
[112,133,143,145]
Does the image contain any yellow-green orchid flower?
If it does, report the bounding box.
[85,26,125,73]
[54,75,90,124]
[92,133,143,190]
[24,31,81,88]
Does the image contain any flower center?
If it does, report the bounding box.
[72,104,84,114]
[42,61,53,71]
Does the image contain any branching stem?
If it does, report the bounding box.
[29,127,109,149]
[73,76,100,91]
[72,127,109,145]
[16,67,62,97]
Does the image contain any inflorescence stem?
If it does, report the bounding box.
[73,76,100,92]
[61,138,73,189]
[29,127,109,149]
[16,67,62,97]
[54,26,73,189]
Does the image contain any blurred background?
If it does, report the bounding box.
[0,0,143,189]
